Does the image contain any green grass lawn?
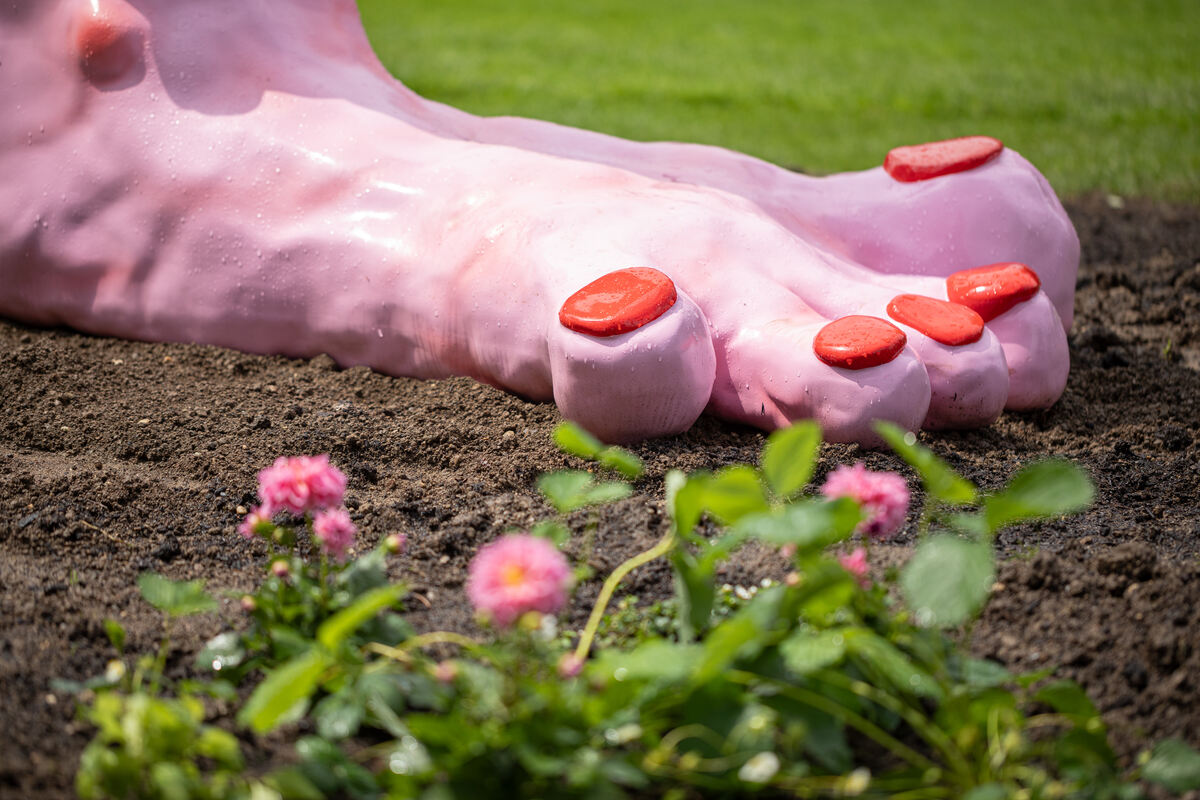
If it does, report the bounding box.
[359,0,1197,201]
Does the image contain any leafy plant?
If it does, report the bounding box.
[68,431,1200,799]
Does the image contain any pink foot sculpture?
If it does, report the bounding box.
[0,0,1078,444]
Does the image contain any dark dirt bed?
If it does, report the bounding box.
[1,195,1198,798]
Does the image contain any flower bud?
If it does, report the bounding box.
[270,559,290,578]
[385,533,407,555]
[432,660,457,684]
[240,594,257,613]
[558,653,583,679]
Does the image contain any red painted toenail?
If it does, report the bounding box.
[884,136,1004,182]
[74,4,145,85]
[559,267,678,337]
[946,262,1041,321]
[886,294,984,346]
[814,316,907,369]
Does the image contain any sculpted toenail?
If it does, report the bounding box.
[74,2,145,85]
[559,267,677,337]
[946,262,1041,321]
[886,294,984,346]
[884,136,1004,182]
[814,316,907,370]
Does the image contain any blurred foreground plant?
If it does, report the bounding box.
[64,434,1200,799]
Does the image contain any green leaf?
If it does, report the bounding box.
[1034,680,1100,722]
[984,460,1094,533]
[530,520,571,546]
[701,466,770,524]
[668,470,707,536]
[671,549,715,641]
[238,648,330,733]
[901,535,995,627]
[874,421,977,505]
[103,619,126,655]
[195,726,244,768]
[963,785,1010,800]
[264,767,326,800]
[761,421,821,500]
[553,422,604,459]
[597,446,644,480]
[580,480,633,507]
[317,583,407,650]
[733,498,861,552]
[136,572,217,617]
[694,588,781,684]
[845,629,943,700]
[960,658,1013,688]
[595,639,702,684]
[314,690,365,740]
[538,471,631,513]
[538,470,593,513]
[1143,739,1200,793]
[196,632,246,673]
[780,629,848,675]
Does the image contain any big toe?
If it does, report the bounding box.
[548,268,716,442]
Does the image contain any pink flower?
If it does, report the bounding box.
[558,653,583,679]
[839,547,871,587]
[466,534,572,628]
[313,507,356,561]
[257,455,347,516]
[432,660,458,684]
[820,462,909,540]
[238,505,274,539]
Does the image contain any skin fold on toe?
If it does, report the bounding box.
[0,0,1069,445]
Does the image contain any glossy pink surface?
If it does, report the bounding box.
[0,0,1077,443]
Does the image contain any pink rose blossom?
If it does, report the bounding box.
[838,547,871,587]
[466,534,572,628]
[820,462,909,540]
[257,455,347,516]
[238,505,274,539]
[312,507,356,561]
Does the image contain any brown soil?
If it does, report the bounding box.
[1,195,1198,798]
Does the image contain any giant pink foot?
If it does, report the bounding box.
[0,0,1060,444]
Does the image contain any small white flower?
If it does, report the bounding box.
[738,751,780,784]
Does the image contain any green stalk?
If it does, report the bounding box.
[573,530,675,662]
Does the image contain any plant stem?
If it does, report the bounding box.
[573,530,675,662]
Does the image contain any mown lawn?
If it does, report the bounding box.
[359,0,1198,200]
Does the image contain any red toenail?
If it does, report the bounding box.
[74,5,144,84]
[886,294,984,346]
[884,136,1004,182]
[814,316,907,369]
[946,262,1041,321]
[559,267,678,337]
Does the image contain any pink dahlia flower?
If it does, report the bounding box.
[838,547,871,587]
[238,505,274,539]
[820,462,909,540]
[312,507,356,561]
[466,534,572,628]
[257,454,347,516]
